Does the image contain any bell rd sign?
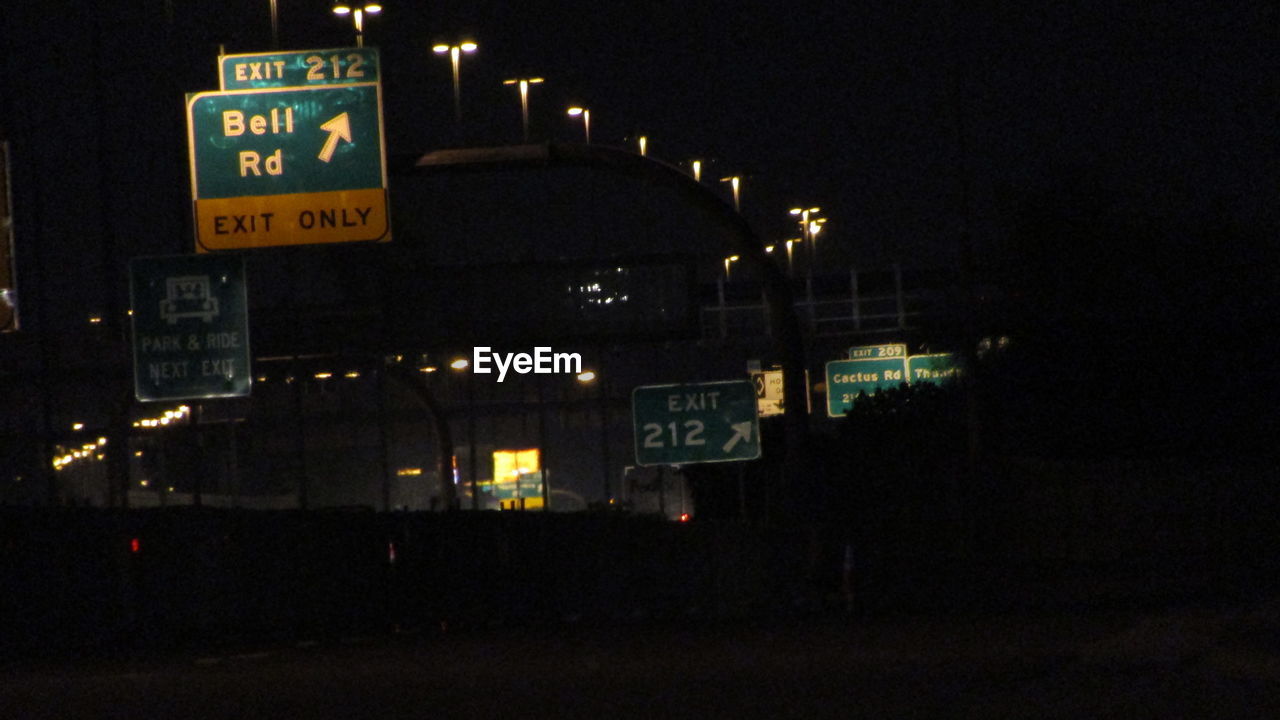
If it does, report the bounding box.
[186,52,388,251]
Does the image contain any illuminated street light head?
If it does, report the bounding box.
[566,106,591,142]
[450,357,470,370]
[435,40,477,54]
[333,2,380,15]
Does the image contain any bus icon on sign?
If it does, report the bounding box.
[159,275,220,324]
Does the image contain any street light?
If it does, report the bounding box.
[790,206,824,326]
[720,175,742,212]
[784,237,801,276]
[566,106,591,143]
[808,218,827,244]
[332,2,382,48]
[450,356,478,509]
[637,135,648,156]
[433,40,478,124]
[789,206,824,264]
[503,77,544,142]
[689,159,703,182]
[574,368,612,502]
[723,254,740,279]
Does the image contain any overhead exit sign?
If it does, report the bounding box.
[632,380,761,466]
[220,48,380,90]
[849,343,906,360]
[130,254,251,402]
[186,75,388,251]
[907,353,962,384]
[825,357,908,417]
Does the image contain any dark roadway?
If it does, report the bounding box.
[3,601,1278,719]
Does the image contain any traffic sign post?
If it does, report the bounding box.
[130,254,251,402]
[186,72,388,251]
[751,369,784,417]
[632,380,761,466]
[219,48,380,90]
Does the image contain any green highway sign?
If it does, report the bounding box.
[186,82,388,251]
[485,472,545,500]
[130,254,251,402]
[826,357,908,417]
[632,380,761,466]
[849,343,906,360]
[220,48,380,90]
[907,353,963,384]
[188,84,384,198]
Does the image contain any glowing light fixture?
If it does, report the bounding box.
[566,106,591,143]
[434,40,478,123]
[503,77,545,142]
[333,2,381,47]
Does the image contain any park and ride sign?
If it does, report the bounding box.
[130,254,251,402]
[186,48,388,252]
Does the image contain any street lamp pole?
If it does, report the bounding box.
[434,41,477,124]
[332,2,382,48]
[450,357,479,510]
[566,106,591,143]
[720,175,742,212]
[784,238,800,277]
[503,77,544,142]
[790,206,822,328]
[270,0,279,48]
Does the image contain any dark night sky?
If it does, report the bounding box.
[1,0,1276,323]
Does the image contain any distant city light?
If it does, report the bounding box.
[131,404,191,429]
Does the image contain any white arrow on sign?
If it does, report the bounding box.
[317,112,352,163]
[721,421,754,453]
